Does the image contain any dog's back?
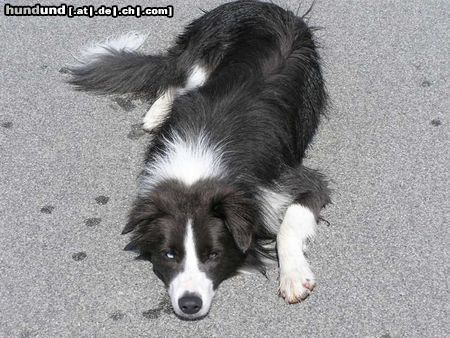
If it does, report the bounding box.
[66,1,325,185]
[153,0,326,182]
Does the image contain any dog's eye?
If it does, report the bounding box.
[163,250,176,260]
[208,252,218,260]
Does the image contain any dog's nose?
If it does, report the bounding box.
[178,293,202,315]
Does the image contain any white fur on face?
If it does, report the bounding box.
[169,220,214,318]
[140,132,225,193]
[277,204,317,304]
[142,64,209,131]
[75,32,147,65]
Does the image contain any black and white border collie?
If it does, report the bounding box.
[67,0,331,320]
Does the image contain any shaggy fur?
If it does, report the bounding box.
[66,0,331,319]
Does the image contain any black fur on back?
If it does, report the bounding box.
[146,0,327,183]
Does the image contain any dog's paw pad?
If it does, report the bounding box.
[278,266,315,304]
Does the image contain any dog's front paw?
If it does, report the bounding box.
[278,264,316,304]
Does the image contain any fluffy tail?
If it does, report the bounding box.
[65,32,176,96]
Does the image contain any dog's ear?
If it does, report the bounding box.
[122,198,160,235]
[213,188,256,253]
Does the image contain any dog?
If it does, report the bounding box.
[66,0,331,320]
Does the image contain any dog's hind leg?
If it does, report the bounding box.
[142,86,178,131]
[276,167,330,303]
[142,64,209,131]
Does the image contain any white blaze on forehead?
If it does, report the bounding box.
[141,132,225,193]
[184,221,202,280]
[169,220,214,317]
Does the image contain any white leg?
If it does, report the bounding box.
[142,87,176,131]
[142,64,209,132]
[277,204,316,304]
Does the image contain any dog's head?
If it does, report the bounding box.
[122,179,257,319]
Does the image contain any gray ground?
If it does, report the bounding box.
[0,0,448,337]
